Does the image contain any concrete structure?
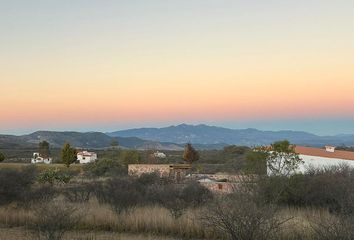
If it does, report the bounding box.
[128,164,191,182]
[31,152,52,164]
[77,151,97,164]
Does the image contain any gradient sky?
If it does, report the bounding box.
[1,0,354,135]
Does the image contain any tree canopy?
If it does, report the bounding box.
[259,140,303,176]
[183,143,199,164]
[39,141,50,158]
[61,143,77,167]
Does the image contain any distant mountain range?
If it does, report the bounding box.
[1,124,354,150]
[107,124,354,147]
[0,131,183,150]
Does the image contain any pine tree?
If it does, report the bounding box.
[61,143,77,167]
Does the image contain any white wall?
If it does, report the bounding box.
[267,154,354,176]
[298,155,354,173]
[78,153,97,164]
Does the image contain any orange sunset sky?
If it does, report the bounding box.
[1,1,354,135]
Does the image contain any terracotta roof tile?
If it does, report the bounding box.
[295,146,354,161]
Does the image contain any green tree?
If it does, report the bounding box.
[0,152,5,162]
[244,151,267,175]
[183,143,199,164]
[39,141,50,158]
[61,143,77,167]
[121,150,141,166]
[260,140,303,176]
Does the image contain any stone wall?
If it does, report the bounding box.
[128,164,171,177]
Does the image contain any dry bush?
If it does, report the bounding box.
[0,166,37,205]
[309,211,354,240]
[28,200,82,240]
[202,192,291,240]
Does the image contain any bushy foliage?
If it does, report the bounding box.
[25,185,58,205]
[39,141,50,158]
[261,140,303,176]
[61,143,77,167]
[93,177,142,214]
[37,169,72,185]
[92,173,212,218]
[28,200,81,240]
[311,211,354,240]
[183,143,199,164]
[203,191,288,240]
[63,184,92,203]
[244,151,267,175]
[258,166,354,214]
[0,166,37,205]
[83,159,126,177]
[121,150,141,166]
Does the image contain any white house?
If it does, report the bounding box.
[31,152,52,164]
[153,151,166,158]
[267,145,354,175]
[295,146,354,173]
[77,151,97,164]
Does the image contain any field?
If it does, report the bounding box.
[0,197,331,240]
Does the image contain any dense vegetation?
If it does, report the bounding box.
[0,141,353,240]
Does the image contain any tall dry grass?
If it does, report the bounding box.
[0,227,179,240]
[0,198,215,239]
[0,198,338,240]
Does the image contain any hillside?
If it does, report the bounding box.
[0,131,183,150]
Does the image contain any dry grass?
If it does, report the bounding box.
[0,199,213,239]
[0,227,180,240]
[0,199,336,240]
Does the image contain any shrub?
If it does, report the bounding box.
[28,200,81,240]
[311,213,354,240]
[158,184,188,219]
[63,184,92,203]
[202,192,289,240]
[258,166,354,214]
[25,185,58,206]
[181,181,213,207]
[37,169,71,185]
[0,166,37,205]
[83,159,126,177]
[93,177,142,214]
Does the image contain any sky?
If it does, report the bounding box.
[1,0,354,135]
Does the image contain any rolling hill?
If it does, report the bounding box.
[0,131,183,150]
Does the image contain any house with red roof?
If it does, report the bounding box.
[294,146,354,173]
[77,151,97,164]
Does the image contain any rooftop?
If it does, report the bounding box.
[295,146,354,161]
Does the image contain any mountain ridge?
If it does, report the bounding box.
[107,123,354,147]
[1,124,354,150]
